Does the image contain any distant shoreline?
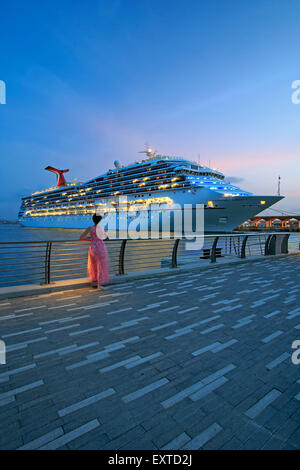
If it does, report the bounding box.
[0,220,19,225]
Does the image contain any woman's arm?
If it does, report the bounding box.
[80,226,91,240]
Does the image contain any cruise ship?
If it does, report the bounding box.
[18,148,283,235]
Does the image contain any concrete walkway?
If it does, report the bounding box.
[0,255,300,449]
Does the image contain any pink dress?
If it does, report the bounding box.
[87,226,109,286]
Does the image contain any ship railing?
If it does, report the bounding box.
[0,232,299,288]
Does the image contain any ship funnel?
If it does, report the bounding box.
[45,166,69,187]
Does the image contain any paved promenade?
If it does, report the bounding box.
[0,255,300,450]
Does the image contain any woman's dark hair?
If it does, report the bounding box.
[92,214,102,225]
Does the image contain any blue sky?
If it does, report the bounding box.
[0,0,300,219]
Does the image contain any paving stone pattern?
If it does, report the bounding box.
[0,256,300,449]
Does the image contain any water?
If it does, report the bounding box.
[0,224,87,287]
[0,224,83,242]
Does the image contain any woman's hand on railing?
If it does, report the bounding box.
[79,227,91,241]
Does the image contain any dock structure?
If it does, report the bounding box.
[238,215,300,231]
[0,246,300,450]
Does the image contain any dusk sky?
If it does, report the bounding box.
[1,0,300,219]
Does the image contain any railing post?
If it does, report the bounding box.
[281,234,290,254]
[44,241,52,284]
[118,240,127,275]
[240,235,249,259]
[265,234,276,255]
[264,235,271,256]
[171,239,180,268]
[210,236,219,263]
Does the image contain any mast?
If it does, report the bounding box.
[277,175,281,196]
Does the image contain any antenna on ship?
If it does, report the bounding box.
[277,175,281,196]
[139,143,157,158]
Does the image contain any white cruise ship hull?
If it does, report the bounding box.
[19,194,282,234]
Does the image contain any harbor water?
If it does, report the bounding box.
[0,224,83,243]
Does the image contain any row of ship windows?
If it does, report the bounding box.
[27,163,222,202]
[84,170,177,191]
[88,163,172,184]
[91,168,222,187]
[85,175,182,192]
[22,210,204,218]
[25,171,180,202]
[23,181,188,206]
[21,203,214,218]
[24,174,223,207]
[28,165,172,201]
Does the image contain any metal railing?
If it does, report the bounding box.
[0,232,299,288]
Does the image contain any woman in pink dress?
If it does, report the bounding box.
[80,214,110,288]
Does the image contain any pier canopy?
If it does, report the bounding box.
[257,218,267,227]
[243,220,252,227]
[271,218,282,226]
[237,215,300,231]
